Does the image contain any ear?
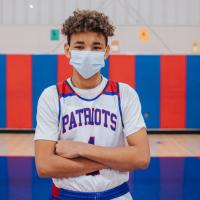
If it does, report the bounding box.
[64,43,70,58]
[104,45,110,60]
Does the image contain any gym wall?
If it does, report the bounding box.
[0,54,199,129]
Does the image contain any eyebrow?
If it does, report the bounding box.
[74,41,85,45]
[93,42,101,45]
[73,41,102,46]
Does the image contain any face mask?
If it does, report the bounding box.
[69,50,106,79]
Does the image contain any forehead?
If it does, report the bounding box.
[70,32,106,45]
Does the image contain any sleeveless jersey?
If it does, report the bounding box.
[53,79,129,192]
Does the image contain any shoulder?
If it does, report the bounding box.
[115,81,142,110]
[40,85,57,99]
[117,82,138,98]
[38,85,58,107]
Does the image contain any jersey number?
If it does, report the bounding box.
[86,136,100,176]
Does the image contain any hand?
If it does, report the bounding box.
[56,140,87,159]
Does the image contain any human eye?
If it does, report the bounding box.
[93,46,102,51]
[74,46,84,50]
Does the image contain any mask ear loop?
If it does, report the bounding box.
[104,46,109,59]
[66,42,72,58]
[104,46,108,53]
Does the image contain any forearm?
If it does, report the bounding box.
[79,145,148,171]
[36,154,105,178]
[55,128,150,172]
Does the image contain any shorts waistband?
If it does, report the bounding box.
[50,182,129,200]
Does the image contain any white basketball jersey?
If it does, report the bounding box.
[54,77,129,192]
[35,75,146,193]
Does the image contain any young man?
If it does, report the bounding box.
[34,9,150,200]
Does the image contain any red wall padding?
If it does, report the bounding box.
[57,55,73,82]
[6,55,32,128]
[160,56,186,128]
[109,55,135,88]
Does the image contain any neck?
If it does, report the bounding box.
[71,71,102,89]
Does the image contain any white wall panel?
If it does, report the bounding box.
[76,0,91,10]
[151,0,164,25]
[189,0,200,25]
[63,0,78,18]
[176,0,189,25]
[138,0,152,24]
[39,0,51,24]
[90,0,104,11]
[0,25,199,54]
[163,0,176,25]
[0,0,3,24]
[0,0,200,26]
[27,0,39,24]
[2,0,14,25]
[103,0,115,25]
[15,0,27,25]
[115,0,126,25]
[125,0,139,25]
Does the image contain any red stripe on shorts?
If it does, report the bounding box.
[52,184,61,198]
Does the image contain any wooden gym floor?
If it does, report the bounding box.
[1,133,200,200]
[0,133,200,157]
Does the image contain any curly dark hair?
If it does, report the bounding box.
[61,9,115,45]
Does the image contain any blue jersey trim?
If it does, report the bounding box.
[60,93,74,98]
[118,95,124,128]
[56,85,61,126]
[77,95,100,101]
[59,91,118,100]
[76,91,118,101]
[50,182,129,200]
[58,99,61,126]
[116,82,124,128]
[64,78,110,102]
[103,91,118,96]
[57,93,74,126]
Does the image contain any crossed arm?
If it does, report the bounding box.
[35,128,150,178]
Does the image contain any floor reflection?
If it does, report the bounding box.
[0,157,199,200]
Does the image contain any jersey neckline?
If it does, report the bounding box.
[65,77,109,101]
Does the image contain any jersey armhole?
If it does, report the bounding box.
[56,83,62,130]
[116,82,124,128]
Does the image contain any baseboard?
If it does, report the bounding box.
[0,128,199,134]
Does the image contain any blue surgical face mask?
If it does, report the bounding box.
[69,50,106,79]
